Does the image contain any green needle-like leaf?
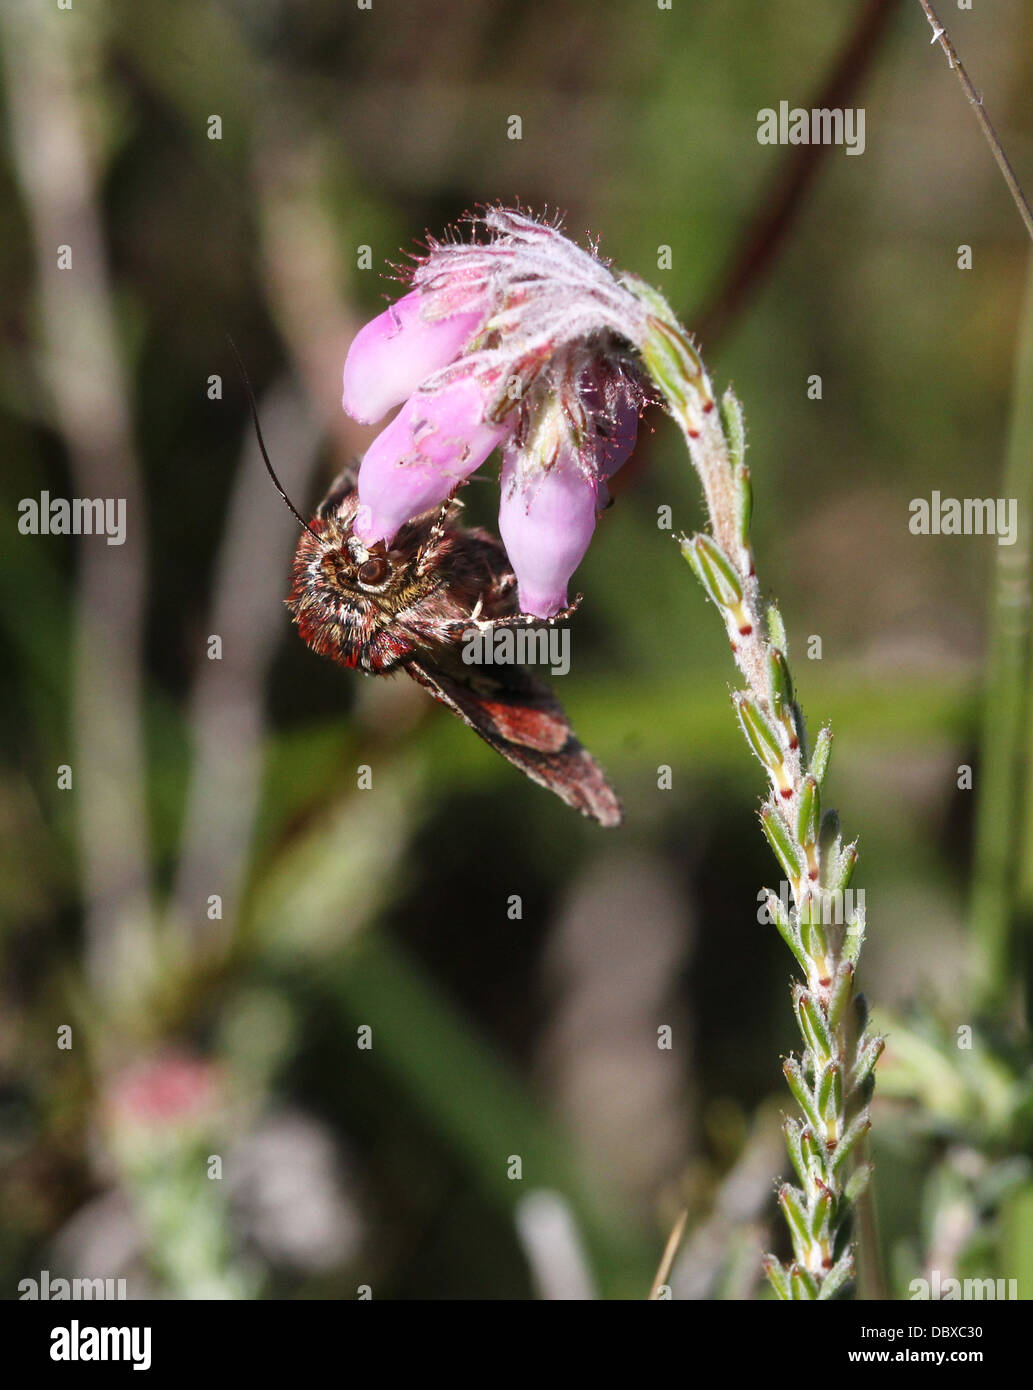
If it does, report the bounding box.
[809,726,833,786]
[784,1057,822,1132]
[760,804,803,881]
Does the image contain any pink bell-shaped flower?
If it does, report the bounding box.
[341,209,653,608]
[342,289,486,426]
[352,374,511,546]
[498,439,600,619]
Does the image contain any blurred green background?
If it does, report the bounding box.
[2,0,1032,1300]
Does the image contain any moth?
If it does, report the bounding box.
[226,337,621,825]
[283,467,621,827]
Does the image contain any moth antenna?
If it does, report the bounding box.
[226,335,323,544]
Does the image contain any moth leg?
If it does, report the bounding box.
[440,593,584,636]
[494,593,583,628]
[415,487,465,576]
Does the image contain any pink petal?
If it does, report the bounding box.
[342,290,485,425]
[498,444,597,619]
[355,377,510,544]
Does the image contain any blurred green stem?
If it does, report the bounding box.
[971,261,1033,1017]
[1,0,152,998]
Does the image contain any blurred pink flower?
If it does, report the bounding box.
[106,1054,219,1130]
[341,208,652,617]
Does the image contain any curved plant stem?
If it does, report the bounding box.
[623,279,881,1299]
[916,0,1033,247]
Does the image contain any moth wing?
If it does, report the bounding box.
[406,658,622,827]
[440,662,570,754]
[316,464,361,520]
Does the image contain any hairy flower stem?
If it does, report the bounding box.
[626,278,882,1300]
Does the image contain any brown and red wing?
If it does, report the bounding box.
[406,657,622,827]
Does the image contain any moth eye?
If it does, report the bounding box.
[357,556,389,586]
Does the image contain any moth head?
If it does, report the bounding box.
[319,533,394,596]
[286,509,429,640]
